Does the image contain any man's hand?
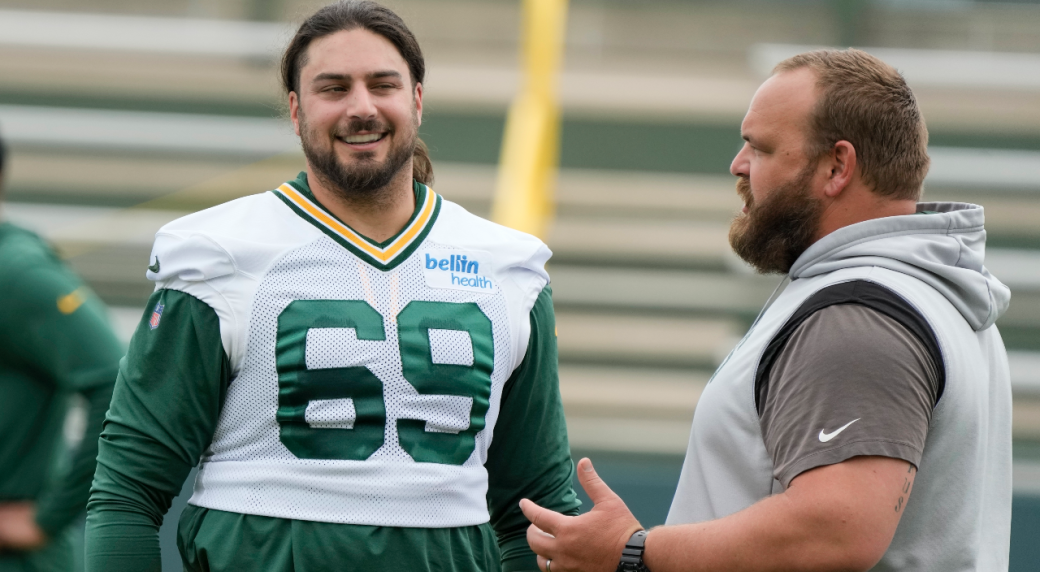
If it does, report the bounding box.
[520,458,644,572]
[0,502,48,551]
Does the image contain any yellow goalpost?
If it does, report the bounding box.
[491,0,569,240]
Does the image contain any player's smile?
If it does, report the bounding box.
[332,121,393,154]
[338,132,387,148]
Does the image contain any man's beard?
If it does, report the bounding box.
[728,163,823,274]
[299,112,417,203]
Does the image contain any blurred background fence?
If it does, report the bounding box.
[1,0,1039,569]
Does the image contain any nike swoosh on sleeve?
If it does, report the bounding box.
[818,418,861,442]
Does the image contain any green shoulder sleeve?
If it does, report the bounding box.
[85,289,230,572]
[486,285,581,572]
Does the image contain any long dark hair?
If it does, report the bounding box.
[282,1,433,185]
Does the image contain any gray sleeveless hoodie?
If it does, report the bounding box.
[667,202,1012,570]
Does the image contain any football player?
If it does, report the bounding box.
[84,2,580,571]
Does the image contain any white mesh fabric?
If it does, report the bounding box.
[189,236,518,527]
[429,329,474,366]
[304,398,356,429]
[306,327,375,369]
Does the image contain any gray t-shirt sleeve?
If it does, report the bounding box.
[760,303,940,488]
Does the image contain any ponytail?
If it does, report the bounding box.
[412,137,434,186]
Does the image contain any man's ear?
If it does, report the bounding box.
[289,91,301,137]
[414,82,423,127]
[823,140,857,198]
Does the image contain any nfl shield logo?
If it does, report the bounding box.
[149,303,165,330]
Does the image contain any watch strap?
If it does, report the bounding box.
[616,529,651,572]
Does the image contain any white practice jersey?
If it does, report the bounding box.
[144,176,551,528]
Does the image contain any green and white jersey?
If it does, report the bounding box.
[146,174,551,528]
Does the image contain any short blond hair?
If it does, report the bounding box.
[775,49,930,201]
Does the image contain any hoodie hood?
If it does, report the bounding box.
[789,202,1010,331]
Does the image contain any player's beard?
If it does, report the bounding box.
[299,109,417,203]
[728,162,823,274]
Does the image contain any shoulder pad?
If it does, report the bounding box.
[146,232,235,284]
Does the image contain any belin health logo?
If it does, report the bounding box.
[422,249,497,293]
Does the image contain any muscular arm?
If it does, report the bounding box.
[487,286,581,572]
[85,289,229,572]
[523,456,915,572]
[643,456,916,572]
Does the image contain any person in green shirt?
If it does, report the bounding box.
[0,131,124,572]
[86,2,580,571]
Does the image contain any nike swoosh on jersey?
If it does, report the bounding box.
[148,256,160,273]
[818,418,861,442]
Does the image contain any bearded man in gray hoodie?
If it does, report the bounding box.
[520,48,1012,572]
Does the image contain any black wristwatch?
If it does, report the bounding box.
[616,529,651,572]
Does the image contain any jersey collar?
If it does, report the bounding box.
[272,171,441,272]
